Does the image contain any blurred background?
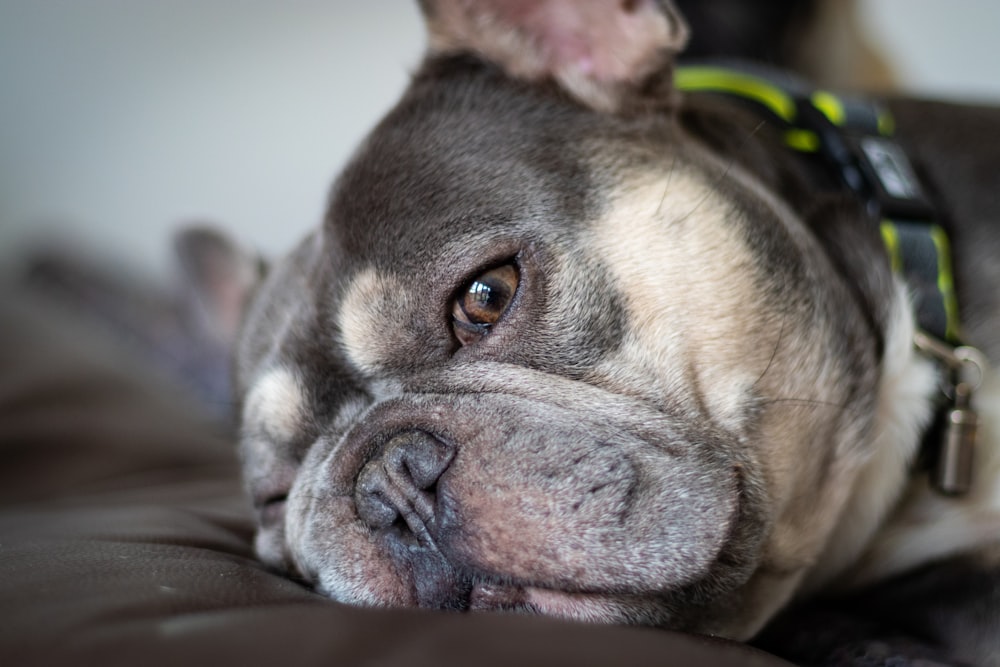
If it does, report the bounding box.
[2,0,999,282]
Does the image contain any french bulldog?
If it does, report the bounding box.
[188,0,1000,662]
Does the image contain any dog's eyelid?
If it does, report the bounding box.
[452,317,490,346]
[453,317,490,335]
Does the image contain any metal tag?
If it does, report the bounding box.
[913,331,988,496]
[934,393,978,495]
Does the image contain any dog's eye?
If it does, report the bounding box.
[452,263,519,346]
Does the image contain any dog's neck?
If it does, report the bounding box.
[790,293,1000,592]
[847,358,1000,588]
[678,68,1000,589]
[801,288,938,590]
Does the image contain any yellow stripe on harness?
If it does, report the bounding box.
[810,90,847,126]
[675,66,797,123]
[929,224,963,343]
[880,221,903,274]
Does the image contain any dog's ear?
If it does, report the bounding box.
[174,226,267,349]
[417,0,689,113]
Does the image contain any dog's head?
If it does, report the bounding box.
[220,0,904,639]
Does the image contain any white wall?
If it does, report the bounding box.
[1,1,998,279]
[0,1,424,277]
[858,0,1000,101]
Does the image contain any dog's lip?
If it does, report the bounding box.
[467,579,625,623]
[521,587,628,623]
[467,580,530,612]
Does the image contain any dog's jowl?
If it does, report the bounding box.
[194,0,1000,660]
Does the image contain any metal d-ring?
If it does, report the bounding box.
[913,330,988,401]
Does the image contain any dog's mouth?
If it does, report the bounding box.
[363,510,632,620]
[355,484,536,613]
[359,532,642,624]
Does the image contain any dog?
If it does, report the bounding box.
[184,1,1000,663]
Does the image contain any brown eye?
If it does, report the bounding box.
[452,263,519,346]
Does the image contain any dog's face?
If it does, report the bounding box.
[233,0,893,639]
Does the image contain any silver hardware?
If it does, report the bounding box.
[913,330,988,495]
[859,136,924,201]
[935,386,978,495]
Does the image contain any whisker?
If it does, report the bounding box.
[655,151,680,216]
[753,311,787,390]
[758,397,848,411]
[669,120,767,226]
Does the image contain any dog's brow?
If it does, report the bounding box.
[244,365,307,443]
[337,268,412,374]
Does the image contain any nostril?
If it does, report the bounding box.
[353,430,455,535]
[383,430,455,491]
[355,465,399,530]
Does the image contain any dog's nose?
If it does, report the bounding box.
[354,430,455,536]
[354,430,467,608]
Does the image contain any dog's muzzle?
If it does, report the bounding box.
[285,384,757,615]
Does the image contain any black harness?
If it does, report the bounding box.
[675,63,986,495]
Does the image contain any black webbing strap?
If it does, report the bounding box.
[676,62,963,343]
